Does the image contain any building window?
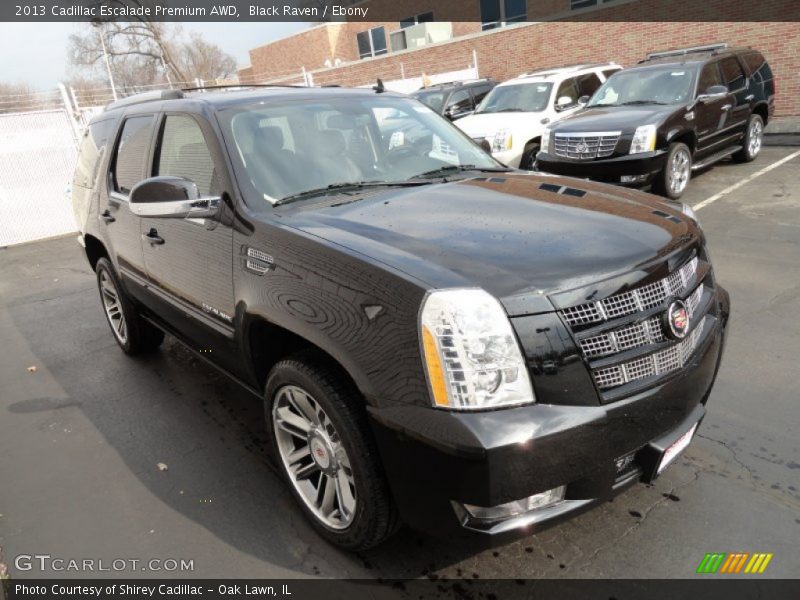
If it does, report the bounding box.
[570,0,620,10]
[357,27,388,59]
[480,0,526,31]
[400,12,434,28]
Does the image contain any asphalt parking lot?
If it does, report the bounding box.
[1,145,799,581]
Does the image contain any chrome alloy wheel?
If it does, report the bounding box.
[272,385,357,529]
[669,147,691,196]
[748,118,763,158]
[99,269,127,343]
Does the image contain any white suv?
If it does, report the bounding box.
[455,63,621,169]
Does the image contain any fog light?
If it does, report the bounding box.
[620,174,648,183]
[463,486,565,520]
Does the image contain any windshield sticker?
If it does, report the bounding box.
[671,71,686,76]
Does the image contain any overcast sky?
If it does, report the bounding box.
[0,22,308,90]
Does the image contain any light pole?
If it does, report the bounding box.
[94,25,118,101]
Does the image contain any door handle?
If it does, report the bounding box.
[745,94,755,102]
[721,104,732,111]
[142,228,164,245]
[99,210,115,224]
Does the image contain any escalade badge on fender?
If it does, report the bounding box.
[663,299,690,340]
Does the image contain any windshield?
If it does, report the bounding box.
[588,68,696,107]
[475,82,553,114]
[218,96,501,206]
[411,90,446,113]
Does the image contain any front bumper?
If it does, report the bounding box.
[368,286,729,543]
[537,150,668,183]
[491,147,523,168]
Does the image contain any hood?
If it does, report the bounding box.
[456,112,545,139]
[554,105,678,133]
[280,174,699,316]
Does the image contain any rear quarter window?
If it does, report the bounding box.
[74,119,114,189]
[112,115,156,195]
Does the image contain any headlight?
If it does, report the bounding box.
[629,124,657,154]
[419,289,535,410]
[541,127,551,153]
[491,129,513,153]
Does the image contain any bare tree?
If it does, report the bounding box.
[68,21,237,89]
[0,82,59,113]
[177,32,237,83]
[68,21,186,87]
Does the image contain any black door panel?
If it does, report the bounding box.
[102,115,157,295]
[138,113,238,372]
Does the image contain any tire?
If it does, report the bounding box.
[733,114,764,163]
[653,142,692,200]
[95,257,164,355]
[519,142,540,171]
[265,350,398,550]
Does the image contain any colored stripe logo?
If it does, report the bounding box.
[697,552,773,574]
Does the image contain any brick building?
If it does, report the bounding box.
[238,0,800,121]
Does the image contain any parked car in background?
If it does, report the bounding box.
[455,63,621,169]
[410,78,497,121]
[73,85,729,552]
[537,44,775,199]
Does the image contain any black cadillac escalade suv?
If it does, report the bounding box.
[72,85,729,550]
[537,44,775,198]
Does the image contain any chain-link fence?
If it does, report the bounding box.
[0,109,78,247]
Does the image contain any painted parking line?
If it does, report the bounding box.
[692,149,800,212]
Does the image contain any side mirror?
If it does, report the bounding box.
[129,176,221,220]
[696,84,728,103]
[556,96,576,111]
[578,95,590,106]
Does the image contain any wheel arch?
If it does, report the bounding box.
[666,129,697,153]
[245,315,368,404]
[84,234,109,271]
[752,103,769,125]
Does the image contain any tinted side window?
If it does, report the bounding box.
[577,73,602,97]
[697,63,724,94]
[743,52,773,83]
[556,78,579,104]
[75,119,114,189]
[720,57,746,91]
[154,115,217,196]
[472,84,493,104]
[113,116,155,194]
[602,68,620,80]
[447,89,472,112]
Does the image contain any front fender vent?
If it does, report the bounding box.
[244,247,274,275]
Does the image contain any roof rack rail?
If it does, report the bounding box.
[180,83,306,92]
[517,62,617,78]
[104,89,184,112]
[645,43,728,60]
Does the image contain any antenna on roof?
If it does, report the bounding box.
[373,78,385,93]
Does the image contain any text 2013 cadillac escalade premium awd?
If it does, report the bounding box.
[72,86,729,550]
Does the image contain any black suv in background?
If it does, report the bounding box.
[72,85,729,550]
[537,44,775,198]
[410,78,497,120]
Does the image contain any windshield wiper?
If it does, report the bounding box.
[619,100,667,105]
[274,180,433,206]
[412,164,512,180]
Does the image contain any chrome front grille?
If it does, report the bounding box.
[561,257,699,328]
[578,283,704,358]
[554,131,621,160]
[558,256,712,395]
[592,318,706,390]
